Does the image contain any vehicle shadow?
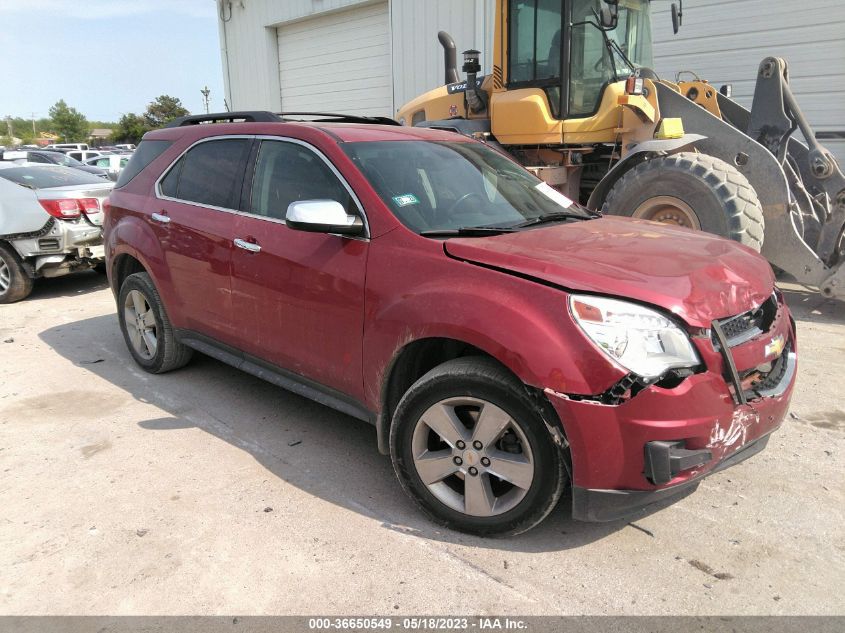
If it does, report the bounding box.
[40,314,683,553]
[27,270,109,301]
[778,283,844,326]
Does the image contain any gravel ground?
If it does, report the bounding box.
[0,272,843,615]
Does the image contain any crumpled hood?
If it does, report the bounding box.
[444,217,774,327]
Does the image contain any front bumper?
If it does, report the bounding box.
[547,299,796,522]
[571,432,772,522]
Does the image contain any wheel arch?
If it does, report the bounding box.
[586,134,706,211]
[375,335,570,462]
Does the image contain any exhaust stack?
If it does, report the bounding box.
[438,31,460,85]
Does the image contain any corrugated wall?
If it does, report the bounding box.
[218,0,495,115]
[219,0,374,111]
[651,0,845,163]
[390,0,495,111]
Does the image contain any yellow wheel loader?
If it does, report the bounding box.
[396,0,845,300]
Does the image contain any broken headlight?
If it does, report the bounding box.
[569,295,700,379]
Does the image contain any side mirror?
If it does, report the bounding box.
[671,2,683,34]
[600,1,619,29]
[285,199,365,237]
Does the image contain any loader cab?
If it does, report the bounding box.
[506,0,654,119]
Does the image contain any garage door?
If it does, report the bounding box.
[277,2,392,117]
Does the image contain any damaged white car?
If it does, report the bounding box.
[0,165,113,303]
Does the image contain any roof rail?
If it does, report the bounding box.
[163,111,401,129]
[164,111,282,128]
[278,112,401,126]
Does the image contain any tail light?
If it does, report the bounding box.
[39,198,101,219]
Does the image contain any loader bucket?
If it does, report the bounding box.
[654,58,845,301]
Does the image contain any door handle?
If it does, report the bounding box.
[234,238,261,253]
[151,212,171,224]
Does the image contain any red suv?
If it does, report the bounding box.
[104,112,796,536]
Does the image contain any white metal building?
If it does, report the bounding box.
[218,0,844,160]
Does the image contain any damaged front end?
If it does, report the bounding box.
[548,290,796,522]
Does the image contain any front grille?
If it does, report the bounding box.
[713,293,778,347]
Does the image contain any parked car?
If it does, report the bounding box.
[64,149,109,163]
[2,150,110,179]
[104,113,796,536]
[45,143,89,151]
[114,144,136,151]
[84,154,131,181]
[0,164,113,303]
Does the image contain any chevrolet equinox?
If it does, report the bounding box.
[104,112,797,536]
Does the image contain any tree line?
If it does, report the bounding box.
[1,95,190,146]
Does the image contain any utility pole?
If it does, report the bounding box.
[31,112,37,137]
[4,115,12,139]
[200,86,211,114]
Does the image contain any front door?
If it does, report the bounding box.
[231,139,368,400]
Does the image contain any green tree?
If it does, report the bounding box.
[111,113,149,145]
[48,100,89,142]
[143,95,189,129]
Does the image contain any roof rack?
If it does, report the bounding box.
[277,112,401,126]
[165,111,282,128]
[164,110,402,129]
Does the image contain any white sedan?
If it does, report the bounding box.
[0,165,113,303]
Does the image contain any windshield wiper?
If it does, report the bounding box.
[419,226,517,238]
[506,211,597,229]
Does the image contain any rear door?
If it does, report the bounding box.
[230,138,368,399]
[153,137,252,346]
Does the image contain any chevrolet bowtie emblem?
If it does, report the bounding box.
[765,334,786,358]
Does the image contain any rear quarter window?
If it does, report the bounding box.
[116,139,173,188]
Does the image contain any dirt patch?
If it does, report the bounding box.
[0,390,128,422]
[80,440,112,459]
[688,559,735,581]
[802,410,845,432]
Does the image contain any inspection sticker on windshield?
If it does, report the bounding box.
[392,194,420,207]
[535,182,574,208]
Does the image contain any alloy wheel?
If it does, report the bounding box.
[411,397,535,517]
[124,289,158,360]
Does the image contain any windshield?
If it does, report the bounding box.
[343,141,592,234]
[0,166,108,189]
[570,0,654,116]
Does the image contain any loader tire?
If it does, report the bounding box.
[602,152,765,251]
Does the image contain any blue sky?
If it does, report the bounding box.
[0,0,225,122]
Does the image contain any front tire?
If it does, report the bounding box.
[603,152,765,251]
[118,272,193,374]
[390,357,567,536]
[0,243,34,304]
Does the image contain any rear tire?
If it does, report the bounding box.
[0,243,34,304]
[118,272,193,374]
[603,152,765,251]
[390,357,567,536]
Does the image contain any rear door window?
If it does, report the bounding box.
[173,139,251,210]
